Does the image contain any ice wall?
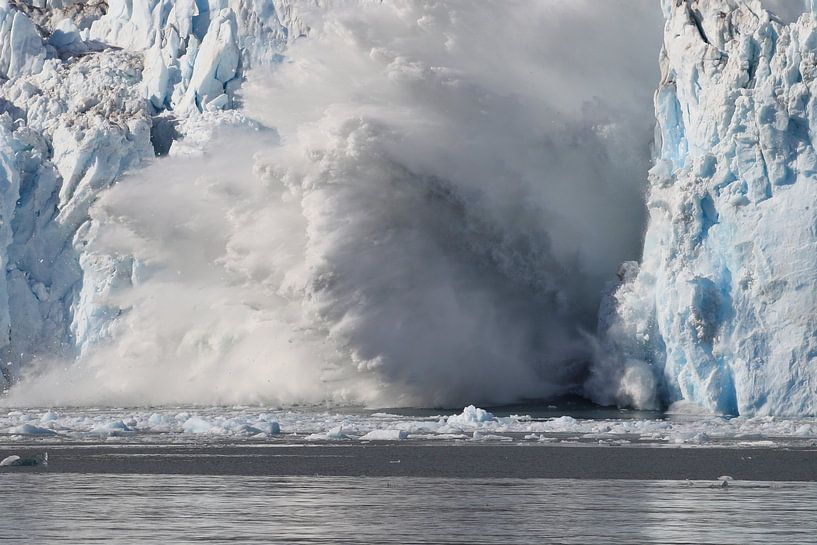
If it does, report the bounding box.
[0,0,300,388]
[593,0,817,416]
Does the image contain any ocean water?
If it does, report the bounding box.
[1,474,815,544]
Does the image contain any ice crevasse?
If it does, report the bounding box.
[593,0,817,416]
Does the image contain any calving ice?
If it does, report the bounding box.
[0,0,814,416]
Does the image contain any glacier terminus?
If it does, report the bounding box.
[0,0,817,416]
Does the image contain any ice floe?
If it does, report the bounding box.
[0,405,813,449]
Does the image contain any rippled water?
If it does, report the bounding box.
[1,474,815,544]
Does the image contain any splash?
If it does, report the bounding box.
[7,0,662,407]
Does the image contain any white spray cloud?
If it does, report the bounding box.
[8,0,663,407]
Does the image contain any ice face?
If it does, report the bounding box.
[593,0,817,416]
[0,6,45,79]
[0,0,298,387]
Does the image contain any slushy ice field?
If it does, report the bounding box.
[1,404,816,448]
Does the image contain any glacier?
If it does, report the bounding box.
[0,0,304,387]
[593,0,817,416]
[6,0,817,416]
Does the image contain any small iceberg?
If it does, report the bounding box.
[7,424,58,436]
[446,406,496,428]
[307,426,353,441]
[359,429,408,441]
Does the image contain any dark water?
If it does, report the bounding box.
[1,474,815,544]
[335,397,665,420]
[3,443,817,480]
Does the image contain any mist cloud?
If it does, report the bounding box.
[9,0,664,407]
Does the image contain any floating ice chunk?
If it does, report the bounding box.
[0,455,21,466]
[307,426,352,441]
[326,426,351,440]
[39,411,59,422]
[253,421,280,435]
[539,416,579,432]
[7,424,58,436]
[148,413,170,427]
[182,416,215,434]
[91,420,135,435]
[0,452,47,466]
[235,425,264,435]
[672,431,710,445]
[471,431,512,442]
[446,406,495,428]
[359,429,407,441]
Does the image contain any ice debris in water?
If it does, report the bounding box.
[0,405,813,447]
[7,423,57,436]
[0,455,20,466]
[0,452,47,466]
[445,406,496,428]
[307,426,352,441]
[359,429,408,441]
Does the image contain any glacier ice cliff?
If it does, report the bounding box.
[593,0,817,416]
[0,0,303,386]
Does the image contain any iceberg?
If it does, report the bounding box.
[593,0,817,416]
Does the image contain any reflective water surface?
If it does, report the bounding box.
[1,474,815,544]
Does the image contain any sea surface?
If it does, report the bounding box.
[0,473,815,544]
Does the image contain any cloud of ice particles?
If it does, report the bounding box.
[8,0,664,407]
